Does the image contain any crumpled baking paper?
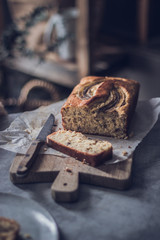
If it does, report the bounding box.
[0,98,160,164]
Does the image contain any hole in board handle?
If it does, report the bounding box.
[63,183,67,186]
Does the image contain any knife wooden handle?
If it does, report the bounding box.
[17,139,44,176]
[51,165,79,202]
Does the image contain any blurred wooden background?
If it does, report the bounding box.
[1,0,160,113]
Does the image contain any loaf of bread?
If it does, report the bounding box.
[47,130,112,166]
[0,217,20,240]
[61,76,140,139]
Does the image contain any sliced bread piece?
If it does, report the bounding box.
[47,130,112,166]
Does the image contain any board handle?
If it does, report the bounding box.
[51,166,79,202]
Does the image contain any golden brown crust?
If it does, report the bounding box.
[62,76,139,109]
[61,76,140,139]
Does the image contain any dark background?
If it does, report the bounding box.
[1,0,160,113]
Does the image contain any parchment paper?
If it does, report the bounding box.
[0,98,160,164]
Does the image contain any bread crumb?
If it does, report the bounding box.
[82,159,90,165]
[124,136,128,140]
[128,145,132,148]
[82,159,86,164]
[24,129,31,134]
[65,167,73,174]
[123,151,128,156]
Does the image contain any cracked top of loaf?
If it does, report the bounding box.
[61,76,140,138]
[62,76,140,113]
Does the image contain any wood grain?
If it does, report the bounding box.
[76,0,91,77]
[10,154,133,202]
[51,165,79,202]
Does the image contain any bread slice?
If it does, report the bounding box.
[0,217,20,240]
[47,130,112,166]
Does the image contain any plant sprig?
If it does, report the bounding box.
[0,5,73,62]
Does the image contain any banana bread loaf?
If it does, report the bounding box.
[61,76,140,139]
[47,130,112,166]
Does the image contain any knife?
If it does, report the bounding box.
[17,113,55,177]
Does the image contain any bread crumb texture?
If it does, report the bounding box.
[61,76,140,139]
[49,130,112,155]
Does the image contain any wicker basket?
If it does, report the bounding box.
[1,79,61,112]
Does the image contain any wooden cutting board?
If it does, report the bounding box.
[10,147,133,202]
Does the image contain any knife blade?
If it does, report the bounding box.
[17,113,55,177]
